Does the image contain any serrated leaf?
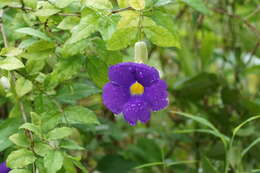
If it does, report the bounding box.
[16,27,52,41]
[34,8,60,17]
[107,27,138,50]
[15,78,33,97]
[180,0,210,15]
[144,25,180,48]
[55,0,74,8]
[7,149,36,169]
[9,133,30,147]
[0,57,24,70]
[44,150,64,173]
[85,0,113,9]
[129,0,145,10]
[47,127,74,140]
[63,106,99,125]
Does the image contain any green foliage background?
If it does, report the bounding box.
[0,0,259,173]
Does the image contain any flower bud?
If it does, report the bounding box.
[134,41,148,63]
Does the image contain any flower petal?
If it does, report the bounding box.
[102,82,130,114]
[108,63,136,87]
[0,162,11,173]
[108,62,160,87]
[144,80,168,111]
[134,63,160,87]
[123,98,151,125]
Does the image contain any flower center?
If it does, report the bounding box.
[130,81,144,95]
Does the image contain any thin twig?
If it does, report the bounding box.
[110,7,133,15]
[58,13,80,16]
[245,41,260,66]
[212,8,260,38]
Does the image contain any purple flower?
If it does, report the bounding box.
[102,62,168,126]
[0,162,11,173]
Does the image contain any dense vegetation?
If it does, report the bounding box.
[0,0,259,172]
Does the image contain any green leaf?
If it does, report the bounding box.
[0,47,23,57]
[63,157,77,173]
[9,169,31,173]
[16,27,52,41]
[97,154,136,173]
[34,8,61,17]
[67,12,100,44]
[7,149,36,169]
[242,137,260,158]
[144,25,180,48]
[15,77,33,97]
[60,139,85,150]
[107,27,138,50]
[26,59,45,75]
[202,157,220,173]
[63,106,99,125]
[155,0,174,6]
[57,16,80,30]
[129,0,145,10]
[45,56,83,89]
[173,111,229,147]
[23,0,37,9]
[65,154,89,173]
[55,0,74,8]
[55,81,101,104]
[117,0,129,8]
[233,115,260,137]
[85,0,113,9]
[180,0,211,15]
[47,127,74,140]
[60,39,88,57]
[175,73,221,100]
[0,57,24,70]
[173,129,229,145]
[44,150,64,173]
[86,57,108,88]
[0,118,22,152]
[9,133,30,147]
[34,142,52,157]
[20,123,41,137]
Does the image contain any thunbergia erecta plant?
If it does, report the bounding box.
[102,62,168,126]
[0,162,11,173]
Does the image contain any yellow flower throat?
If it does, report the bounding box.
[130,81,144,95]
